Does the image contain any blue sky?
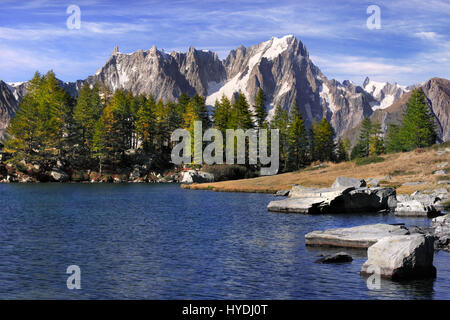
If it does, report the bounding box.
[0,0,449,85]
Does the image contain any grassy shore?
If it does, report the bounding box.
[181,143,450,195]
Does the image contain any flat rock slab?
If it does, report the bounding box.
[267,197,327,214]
[305,224,410,249]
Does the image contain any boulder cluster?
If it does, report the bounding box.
[270,176,449,281]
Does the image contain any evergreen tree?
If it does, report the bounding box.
[369,120,384,155]
[229,92,254,129]
[253,89,267,128]
[286,98,309,170]
[270,104,289,170]
[312,118,335,162]
[73,82,103,154]
[336,138,349,162]
[399,88,437,150]
[386,89,437,152]
[386,124,402,153]
[358,116,372,157]
[4,72,43,160]
[213,95,231,134]
[135,94,156,153]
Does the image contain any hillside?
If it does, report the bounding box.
[182,144,450,195]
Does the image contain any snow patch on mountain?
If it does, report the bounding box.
[362,77,409,110]
[319,82,337,113]
[205,35,294,105]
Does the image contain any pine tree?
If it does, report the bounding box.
[312,118,335,162]
[213,95,231,134]
[135,94,156,153]
[358,116,372,157]
[253,89,267,128]
[5,71,73,161]
[73,82,103,154]
[386,124,402,153]
[286,98,309,170]
[399,88,437,150]
[4,72,43,160]
[369,120,384,155]
[270,104,289,170]
[336,138,349,162]
[386,89,437,153]
[229,92,254,129]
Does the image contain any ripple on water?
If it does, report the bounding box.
[0,183,449,299]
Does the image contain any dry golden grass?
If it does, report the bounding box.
[181,146,450,195]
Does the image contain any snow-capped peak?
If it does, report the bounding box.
[363,77,409,110]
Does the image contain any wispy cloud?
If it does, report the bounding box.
[0,0,448,84]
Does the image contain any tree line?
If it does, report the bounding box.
[350,88,437,159]
[2,71,347,174]
[3,71,437,175]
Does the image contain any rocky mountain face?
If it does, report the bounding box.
[1,36,449,142]
[344,77,450,145]
[362,77,410,110]
[84,36,378,135]
[0,81,18,138]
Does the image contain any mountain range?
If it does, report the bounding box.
[1,35,448,143]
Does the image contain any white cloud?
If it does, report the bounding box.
[414,32,440,40]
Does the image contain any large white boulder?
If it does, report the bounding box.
[361,234,436,280]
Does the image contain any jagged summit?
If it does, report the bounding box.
[1,36,448,142]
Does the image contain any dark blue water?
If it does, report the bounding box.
[0,183,449,299]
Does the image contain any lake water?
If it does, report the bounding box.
[0,183,449,299]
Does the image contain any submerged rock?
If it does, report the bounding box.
[360,234,436,280]
[305,224,410,249]
[315,252,353,264]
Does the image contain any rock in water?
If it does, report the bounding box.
[305,224,410,249]
[361,234,436,280]
[315,252,353,264]
[268,186,396,214]
[331,176,366,189]
[275,189,290,196]
[431,214,450,252]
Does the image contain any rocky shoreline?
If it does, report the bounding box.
[268,176,448,217]
[268,176,449,281]
[0,157,218,184]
